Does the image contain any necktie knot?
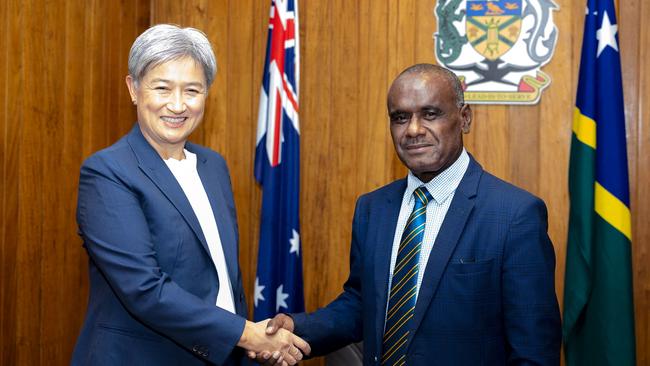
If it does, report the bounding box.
[413,187,433,208]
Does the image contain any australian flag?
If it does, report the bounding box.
[253,0,304,321]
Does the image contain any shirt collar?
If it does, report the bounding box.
[163,149,197,169]
[404,148,470,205]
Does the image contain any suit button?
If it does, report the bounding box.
[374,355,378,363]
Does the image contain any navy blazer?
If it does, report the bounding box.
[292,157,561,365]
[72,125,248,366]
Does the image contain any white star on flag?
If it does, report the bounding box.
[596,11,618,57]
[254,277,265,307]
[289,229,300,255]
[276,284,289,312]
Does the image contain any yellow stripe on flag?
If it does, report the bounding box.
[572,107,596,149]
[595,182,632,240]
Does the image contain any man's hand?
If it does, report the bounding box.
[265,313,295,335]
[238,319,309,365]
[247,314,299,365]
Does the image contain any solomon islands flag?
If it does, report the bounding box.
[563,0,636,364]
[253,0,304,321]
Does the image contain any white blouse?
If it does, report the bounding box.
[164,150,235,314]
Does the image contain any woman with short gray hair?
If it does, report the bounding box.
[128,24,217,88]
[71,24,309,366]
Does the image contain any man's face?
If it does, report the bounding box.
[388,72,471,182]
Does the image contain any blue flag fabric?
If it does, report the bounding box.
[253,0,304,321]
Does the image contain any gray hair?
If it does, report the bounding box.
[128,24,217,87]
[398,64,465,107]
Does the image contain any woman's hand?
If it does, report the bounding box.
[238,320,310,365]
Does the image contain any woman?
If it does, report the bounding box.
[72,24,309,366]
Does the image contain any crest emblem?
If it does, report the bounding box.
[435,0,558,104]
[466,1,522,60]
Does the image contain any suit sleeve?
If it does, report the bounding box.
[502,196,562,366]
[291,197,366,356]
[76,154,245,365]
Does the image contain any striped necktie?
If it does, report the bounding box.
[381,186,433,365]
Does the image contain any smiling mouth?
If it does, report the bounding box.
[161,116,188,125]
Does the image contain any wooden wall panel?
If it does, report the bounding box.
[357,0,391,192]
[1,1,23,364]
[0,1,149,365]
[222,0,260,316]
[1,0,649,365]
[537,0,574,306]
[622,0,650,362]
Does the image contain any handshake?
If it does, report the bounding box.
[238,314,309,366]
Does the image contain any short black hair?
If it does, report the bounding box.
[396,63,465,107]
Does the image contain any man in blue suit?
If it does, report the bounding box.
[261,64,561,365]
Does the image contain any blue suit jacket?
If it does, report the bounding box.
[292,157,561,365]
[72,125,248,366]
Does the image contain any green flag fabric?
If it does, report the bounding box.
[563,0,636,365]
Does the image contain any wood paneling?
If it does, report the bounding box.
[1,1,648,365]
[622,0,650,363]
[0,1,149,364]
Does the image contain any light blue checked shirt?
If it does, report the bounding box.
[386,148,470,307]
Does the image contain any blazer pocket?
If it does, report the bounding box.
[446,258,495,275]
[441,259,496,306]
[97,323,162,343]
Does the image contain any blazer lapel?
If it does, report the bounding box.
[373,179,407,354]
[190,144,240,288]
[126,125,212,261]
[407,157,482,347]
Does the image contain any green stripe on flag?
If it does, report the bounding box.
[565,216,635,366]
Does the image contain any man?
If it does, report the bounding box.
[260,64,561,365]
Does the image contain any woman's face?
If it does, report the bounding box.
[126,56,207,158]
